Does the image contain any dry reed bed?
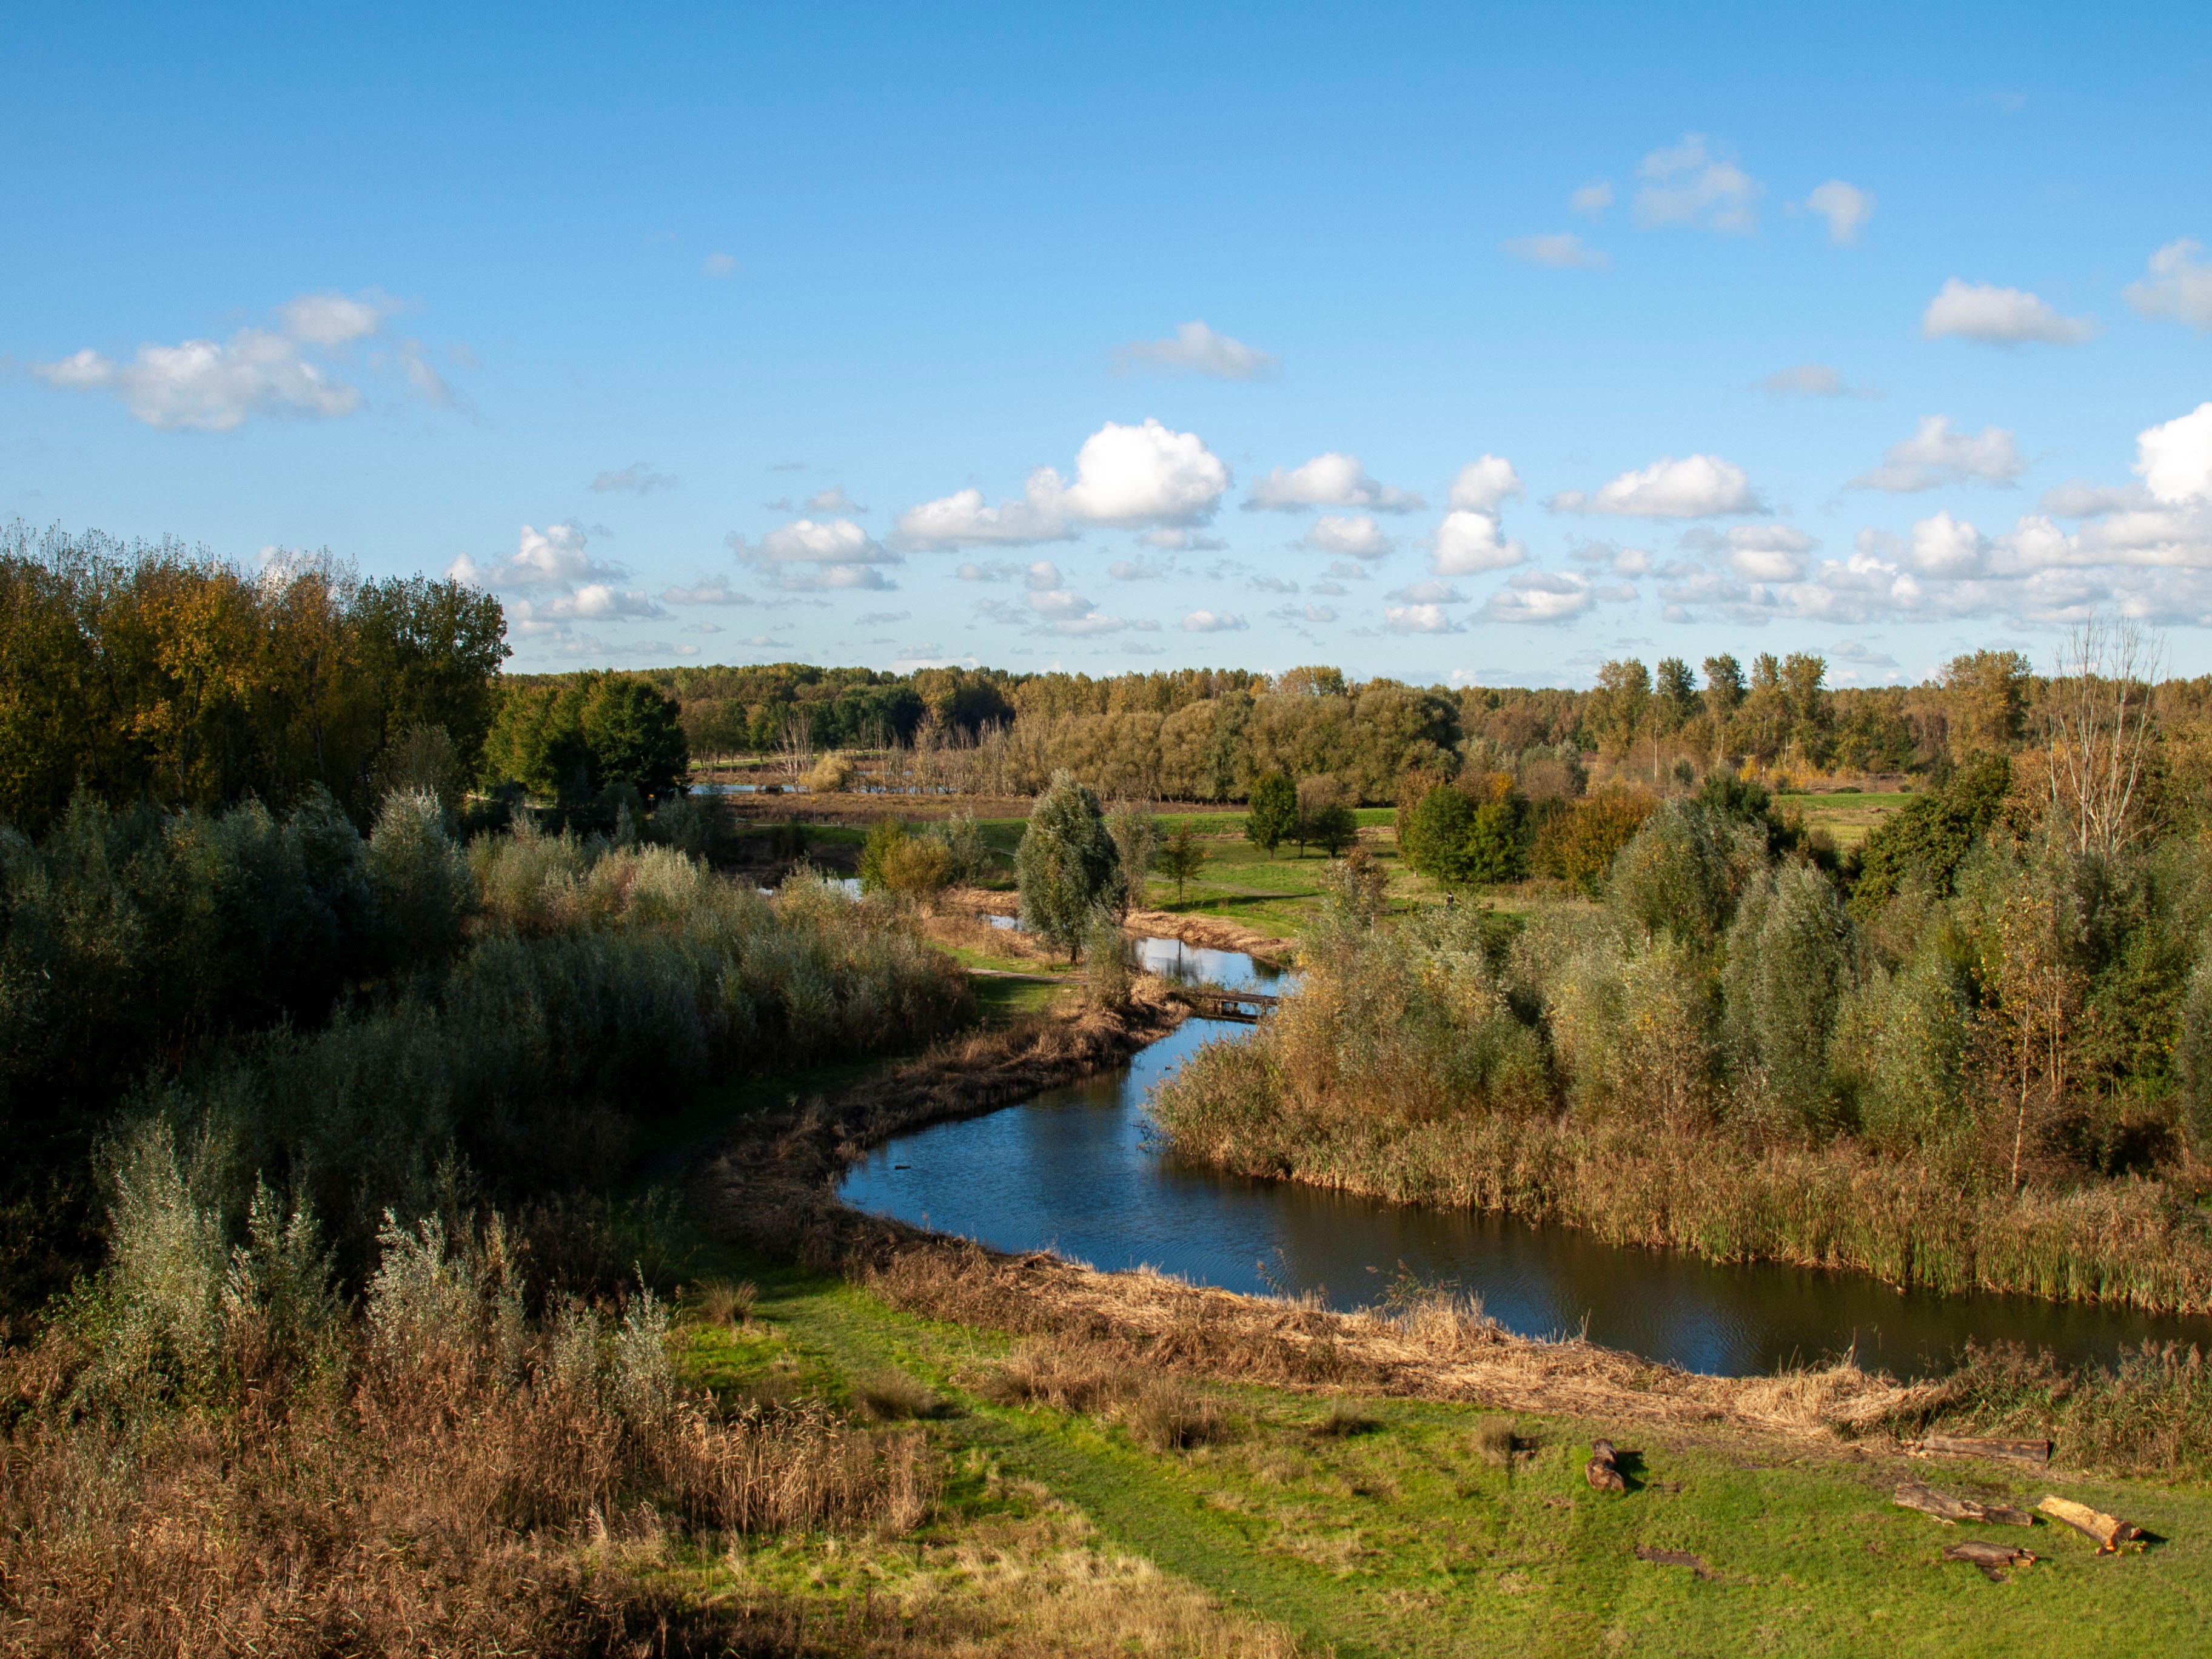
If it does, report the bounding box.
[1153,1068,2212,1315]
[1119,908,1298,968]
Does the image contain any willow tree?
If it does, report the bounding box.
[1016,769,1124,959]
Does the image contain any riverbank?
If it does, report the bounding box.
[689,980,2212,1482]
[1151,1040,2212,1320]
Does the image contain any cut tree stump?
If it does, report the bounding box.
[1942,1539,2037,1581]
[1903,1435,2053,1466]
[1894,1483,2036,1527]
[2037,1495,2146,1554]
[1586,1439,1627,1493]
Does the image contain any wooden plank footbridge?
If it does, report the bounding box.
[1168,985,1281,1024]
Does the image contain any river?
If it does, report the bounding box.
[841,938,2212,1379]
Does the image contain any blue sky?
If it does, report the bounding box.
[5,2,2210,686]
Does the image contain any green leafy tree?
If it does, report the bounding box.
[1848,753,2012,912]
[582,676,689,800]
[1104,802,1158,911]
[1245,771,1297,859]
[1464,795,1528,883]
[1401,783,1476,884]
[1655,657,1700,729]
[1307,801,1359,858]
[1016,769,1125,959]
[1155,823,1207,904]
[1701,654,1747,731]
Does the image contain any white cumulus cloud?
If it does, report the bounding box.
[1181,609,1248,632]
[1721,525,1817,581]
[1301,515,1395,558]
[2125,240,2212,330]
[1383,603,1464,634]
[30,289,454,431]
[1551,454,1763,518]
[1114,320,1279,380]
[1851,415,2023,492]
[732,518,900,591]
[1805,181,1874,244]
[448,522,626,591]
[1449,455,1523,511]
[1247,451,1423,512]
[1922,279,2099,346]
[896,419,1229,549]
[2137,402,2212,504]
[1633,133,1760,233]
[1481,570,1595,625]
[1430,510,1526,575]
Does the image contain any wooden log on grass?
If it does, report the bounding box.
[1893,1483,2035,1527]
[1586,1439,1626,1493]
[1903,1434,2053,1466]
[1942,1539,2037,1581]
[2037,1496,2146,1554]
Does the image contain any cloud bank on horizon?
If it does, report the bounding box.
[7,5,2211,687]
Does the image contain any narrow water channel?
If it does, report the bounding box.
[842,939,2212,1379]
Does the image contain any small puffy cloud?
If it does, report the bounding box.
[2125,240,2212,330]
[661,579,751,605]
[1383,603,1464,634]
[1570,180,1614,215]
[592,461,680,494]
[897,419,1228,548]
[29,289,457,431]
[1449,455,1523,511]
[1249,574,1299,594]
[1752,362,1877,399]
[1851,415,2023,492]
[35,330,363,432]
[450,521,626,591]
[1481,570,1594,624]
[1302,514,1395,558]
[1108,556,1170,580]
[896,484,1073,549]
[1922,278,2099,346]
[1721,525,1818,581]
[508,584,665,626]
[279,290,398,344]
[1805,181,1874,244]
[1059,419,1230,523]
[702,252,737,278]
[2137,402,2212,504]
[1552,454,1763,518]
[1504,233,1607,269]
[1247,451,1423,512]
[1907,511,1989,578]
[1430,509,1526,575]
[1389,579,1467,605]
[1633,133,1760,233]
[732,518,900,591]
[1181,609,1248,632]
[1114,320,1279,380]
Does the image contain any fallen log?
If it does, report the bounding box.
[1586,1439,1627,1493]
[1942,1539,2036,1581]
[2037,1495,2146,1554]
[1893,1482,2036,1527]
[1903,1434,2052,1466]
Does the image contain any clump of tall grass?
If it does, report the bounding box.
[0,1139,934,1656]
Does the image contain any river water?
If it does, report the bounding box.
[841,940,2212,1378]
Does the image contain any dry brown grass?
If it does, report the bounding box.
[1121,907,1297,967]
[699,1278,757,1328]
[0,1314,930,1657]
